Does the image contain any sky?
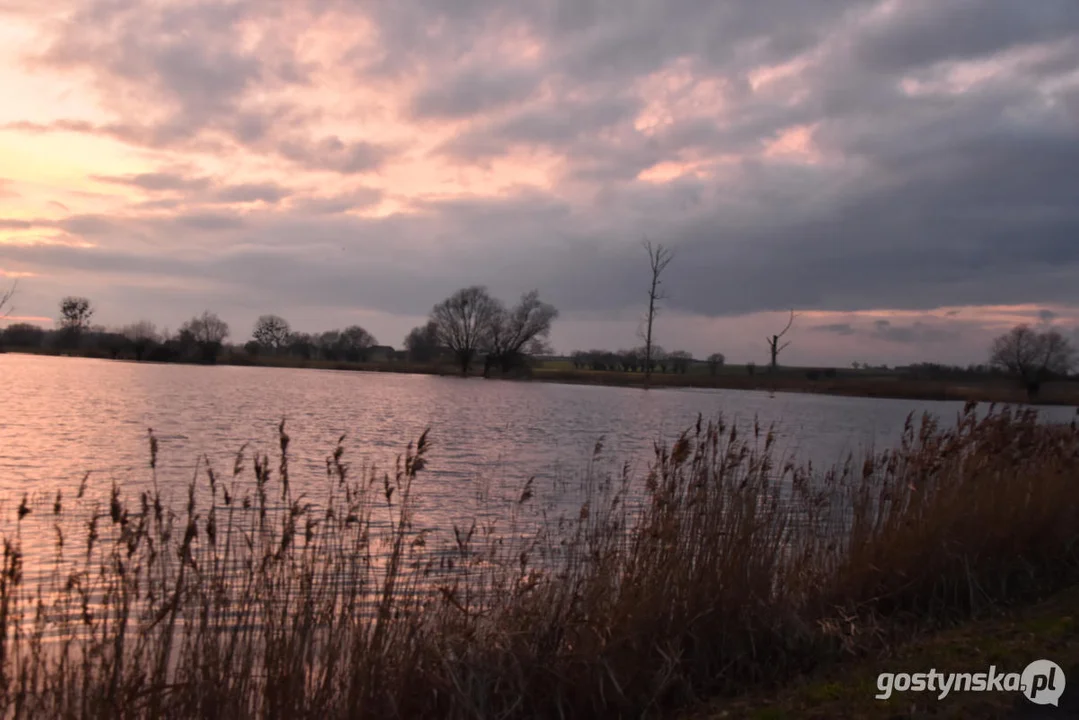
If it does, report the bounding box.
[1,0,1078,366]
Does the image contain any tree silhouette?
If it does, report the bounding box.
[766,310,797,371]
[430,286,499,376]
[641,240,674,389]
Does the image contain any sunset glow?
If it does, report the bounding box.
[0,0,1077,364]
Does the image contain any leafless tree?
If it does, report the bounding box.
[252,315,292,352]
[667,350,693,374]
[0,281,15,318]
[766,310,797,371]
[430,286,500,375]
[641,240,674,389]
[404,321,441,363]
[122,320,159,361]
[340,325,377,362]
[58,296,94,348]
[485,290,558,376]
[181,311,229,363]
[59,296,94,331]
[706,352,726,376]
[989,324,1076,398]
[183,311,230,345]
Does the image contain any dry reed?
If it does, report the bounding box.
[0,402,1076,718]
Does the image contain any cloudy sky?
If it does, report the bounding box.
[1,0,1078,366]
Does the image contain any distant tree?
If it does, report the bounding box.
[2,322,44,349]
[485,290,558,376]
[746,361,756,376]
[181,311,229,364]
[58,296,94,348]
[619,348,640,372]
[851,361,861,370]
[570,350,588,370]
[643,344,666,374]
[430,286,499,376]
[0,281,15,318]
[287,332,315,361]
[315,330,342,360]
[404,321,440,363]
[766,309,796,371]
[706,352,726,376]
[667,350,693,374]
[641,240,674,389]
[252,314,291,353]
[244,340,261,357]
[340,325,376,362]
[989,324,1076,398]
[121,320,159,361]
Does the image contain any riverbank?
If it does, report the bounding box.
[5,347,1079,406]
[687,584,1079,719]
[529,367,1079,406]
[0,404,1076,717]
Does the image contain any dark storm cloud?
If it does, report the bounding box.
[8,0,1079,344]
[851,0,1079,72]
[409,67,541,119]
[812,319,960,344]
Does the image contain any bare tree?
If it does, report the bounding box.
[0,281,15,318]
[121,320,159,361]
[485,290,558,376]
[59,296,94,331]
[989,324,1076,398]
[58,296,94,348]
[181,311,230,363]
[641,240,674,389]
[183,311,230,345]
[706,352,726,376]
[667,350,693,374]
[316,330,342,360]
[404,321,441,363]
[252,314,291,353]
[431,286,500,376]
[766,310,797,371]
[340,325,377,362]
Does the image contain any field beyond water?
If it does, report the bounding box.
[8,346,1079,406]
[215,354,1079,406]
[0,403,1077,718]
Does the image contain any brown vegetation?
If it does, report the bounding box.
[530,367,1079,405]
[0,404,1076,717]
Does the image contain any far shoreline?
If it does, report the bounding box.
[6,347,1079,408]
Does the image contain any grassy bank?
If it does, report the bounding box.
[0,404,1076,718]
[530,367,1079,406]
[6,347,1079,406]
[687,584,1079,719]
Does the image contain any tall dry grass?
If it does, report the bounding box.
[0,403,1076,718]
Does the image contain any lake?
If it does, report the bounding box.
[2,353,1075,552]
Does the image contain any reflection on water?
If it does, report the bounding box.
[3,354,1073,503]
[2,357,1075,714]
[2,352,1074,564]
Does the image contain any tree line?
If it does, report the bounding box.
[0,286,560,376]
[1,256,1076,398]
